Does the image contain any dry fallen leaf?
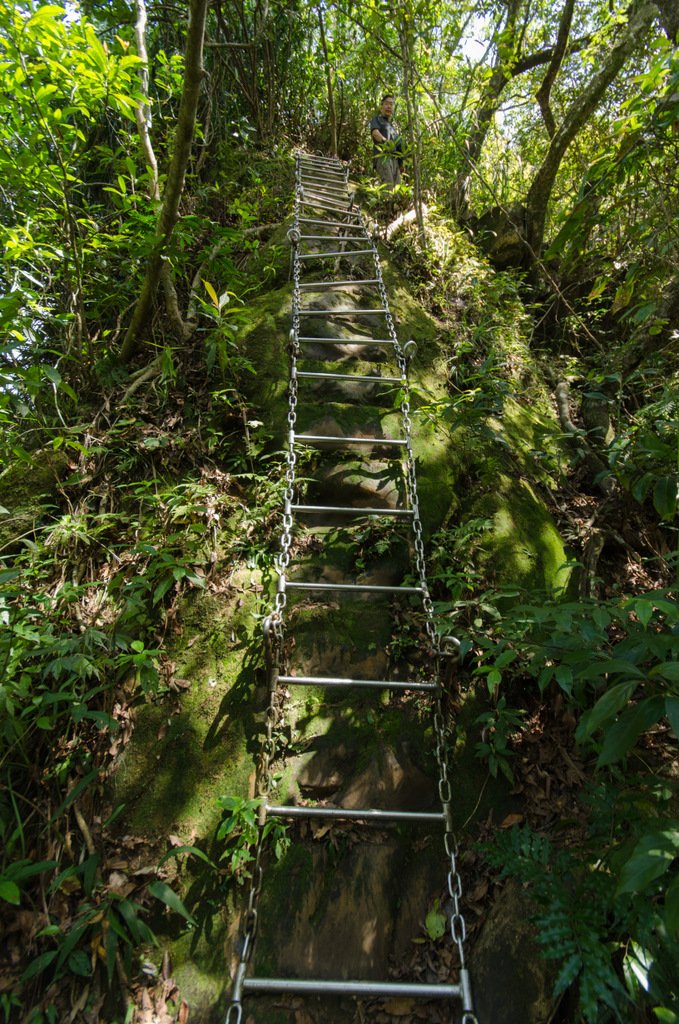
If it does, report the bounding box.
[382,998,416,1015]
[499,813,524,829]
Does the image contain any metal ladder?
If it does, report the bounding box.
[226,154,478,1024]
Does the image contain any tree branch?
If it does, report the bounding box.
[525,0,655,257]
[535,0,576,138]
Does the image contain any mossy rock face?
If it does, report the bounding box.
[113,570,264,841]
[472,879,561,1024]
[0,447,69,549]
[473,473,570,595]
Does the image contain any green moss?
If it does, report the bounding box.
[168,925,228,1023]
[495,397,563,490]
[474,473,570,595]
[114,579,264,840]
[254,844,314,974]
[235,285,292,434]
[0,447,69,549]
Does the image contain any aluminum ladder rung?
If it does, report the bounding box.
[285,581,423,595]
[299,164,345,173]
[296,370,402,383]
[303,190,352,204]
[278,674,437,691]
[296,335,397,345]
[299,156,343,165]
[291,503,413,517]
[299,169,345,177]
[265,804,443,823]
[298,250,374,260]
[300,169,347,178]
[299,172,346,182]
[299,234,366,242]
[300,181,349,196]
[299,209,362,220]
[293,433,405,447]
[243,977,464,999]
[299,217,367,229]
[300,308,387,316]
[299,279,379,290]
[300,201,358,215]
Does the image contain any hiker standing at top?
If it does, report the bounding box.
[370,94,402,189]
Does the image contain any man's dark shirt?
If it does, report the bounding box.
[370,113,398,163]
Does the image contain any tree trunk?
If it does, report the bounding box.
[398,20,425,245]
[654,0,679,39]
[535,0,575,138]
[524,0,655,259]
[121,0,209,364]
[317,5,337,157]
[133,0,191,343]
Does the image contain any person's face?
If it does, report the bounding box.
[381,97,394,118]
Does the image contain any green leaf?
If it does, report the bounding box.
[21,949,57,982]
[425,904,447,940]
[616,829,679,894]
[653,477,677,521]
[576,680,639,742]
[148,881,196,926]
[52,767,98,819]
[555,665,573,694]
[653,1010,679,1023]
[665,697,679,739]
[665,875,679,934]
[597,696,664,766]
[153,576,175,605]
[68,949,91,977]
[633,600,654,628]
[576,659,646,680]
[0,880,20,905]
[157,845,216,869]
[487,668,501,693]
[651,663,679,683]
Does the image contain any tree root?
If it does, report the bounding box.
[554,380,616,497]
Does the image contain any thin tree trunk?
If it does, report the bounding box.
[133,0,159,201]
[121,0,209,364]
[535,0,575,138]
[133,0,190,342]
[398,21,425,245]
[317,4,337,157]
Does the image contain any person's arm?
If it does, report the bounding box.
[371,127,387,143]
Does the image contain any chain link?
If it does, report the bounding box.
[226,152,475,1023]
